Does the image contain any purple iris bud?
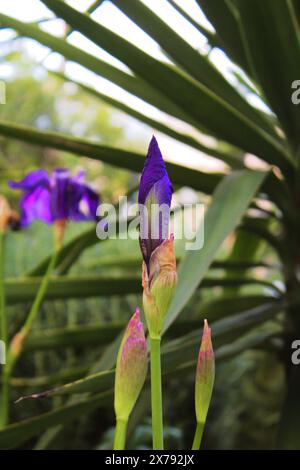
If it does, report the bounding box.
[9,168,99,227]
[138,136,173,266]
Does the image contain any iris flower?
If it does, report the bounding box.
[9,168,99,227]
[138,136,173,268]
[139,136,176,338]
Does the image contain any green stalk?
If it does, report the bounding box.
[192,421,204,450]
[0,232,6,346]
[0,362,11,429]
[113,418,128,450]
[0,232,8,429]
[20,249,57,341]
[1,248,58,427]
[8,249,58,373]
[150,336,163,450]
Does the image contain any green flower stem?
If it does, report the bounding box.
[150,336,164,450]
[113,418,128,450]
[1,247,58,428]
[18,249,58,343]
[0,232,8,429]
[0,232,6,346]
[192,421,204,450]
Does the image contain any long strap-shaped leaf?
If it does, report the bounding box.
[5,274,281,304]
[294,0,300,24]
[40,0,291,173]
[166,0,221,48]
[277,366,300,449]
[111,0,277,139]
[0,391,113,450]
[0,120,222,193]
[164,169,267,331]
[235,0,300,150]
[51,71,244,169]
[196,0,249,73]
[65,0,105,37]
[24,295,277,353]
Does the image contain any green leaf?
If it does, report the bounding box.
[164,169,267,331]
[277,367,300,449]
[222,217,272,295]
[66,0,105,37]
[294,0,300,25]
[0,120,222,194]
[111,0,277,139]
[235,0,300,149]
[196,0,249,72]
[24,295,277,353]
[27,210,134,276]
[51,71,244,168]
[162,300,284,372]
[5,276,140,304]
[40,0,291,172]
[5,274,280,305]
[23,322,168,353]
[9,366,89,389]
[0,391,113,450]
[91,253,275,271]
[166,0,221,48]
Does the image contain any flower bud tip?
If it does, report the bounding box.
[114,309,148,421]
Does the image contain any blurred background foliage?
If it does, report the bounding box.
[0,0,299,450]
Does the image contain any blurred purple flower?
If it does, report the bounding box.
[138,136,173,266]
[9,168,99,227]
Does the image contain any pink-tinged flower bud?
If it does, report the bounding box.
[114,308,148,421]
[195,320,215,424]
[142,235,177,338]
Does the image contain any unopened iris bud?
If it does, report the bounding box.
[139,137,176,338]
[195,320,215,425]
[142,234,177,338]
[114,308,148,421]
[138,136,173,268]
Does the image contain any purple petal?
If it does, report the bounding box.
[10,167,99,226]
[9,169,50,190]
[68,176,99,221]
[138,136,173,207]
[138,137,173,264]
[50,168,71,220]
[80,186,99,221]
[20,186,52,226]
[72,170,86,183]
